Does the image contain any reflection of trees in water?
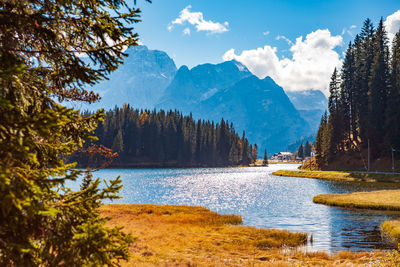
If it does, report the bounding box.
[327,205,399,250]
[321,180,400,195]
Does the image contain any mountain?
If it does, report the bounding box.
[87,45,177,110]
[85,47,319,153]
[157,61,311,153]
[157,60,252,113]
[286,90,328,132]
[286,90,328,111]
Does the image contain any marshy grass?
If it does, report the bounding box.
[313,190,400,211]
[273,170,400,183]
[381,220,400,243]
[100,204,395,266]
[312,189,400,246]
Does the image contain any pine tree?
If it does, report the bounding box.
[368,18,390,157]
[358,19,375,145]
[341,42,356,147]
[298,144,304,159]
[315,112,328,166]
[263,149,269,166]
[251,144,258,163]
[327,68,343,156]
[304,141,312,157]
[0,0,145,264]
[385,30,400,150]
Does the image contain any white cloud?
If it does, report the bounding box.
[384,10,400,45]
[276,35,293,45]
[223,29,343,96]
[183,27,191,35]
[341,25,357,37]
[263,31,270,36]
[168,5,229,34]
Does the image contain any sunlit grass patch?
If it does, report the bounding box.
[273,170,400,183]
[381,220,400,243]
[312,190,400,211]
[100,204,308,265]
[99,204,399,266]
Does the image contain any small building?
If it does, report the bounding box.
[272,152,294,161]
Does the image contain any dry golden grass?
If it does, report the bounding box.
[273,170,400,183]
[313,190,400,211]
[100,204,396,266]
[313,190,400,246]
[381,220,400,243]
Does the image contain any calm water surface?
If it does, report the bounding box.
[68,164,400,251]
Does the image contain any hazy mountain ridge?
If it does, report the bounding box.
[87,45,177,110]
[286,90,328,132]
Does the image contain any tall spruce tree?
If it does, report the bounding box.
[315,112,329,166]
[327,68,343,156]
[357,19,376,145]
[0,0,151,265]
[341,42,356,148]
[304,141,312,158]
[298,144,304,159]
[263,149,269,166]
[368,18,390,157]
[385,30,400,150]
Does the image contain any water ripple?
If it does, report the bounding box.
[66,164,400,251]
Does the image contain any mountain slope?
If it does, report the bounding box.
[157,61,311,153]
[199,76,311,153]
[88,45,177,110]
[286,90,328,132]
[157,60,252,113]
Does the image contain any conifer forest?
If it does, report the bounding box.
[73,106,255,168]
[315,18,400,168]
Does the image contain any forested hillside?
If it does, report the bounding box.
[74,106,255,167]
[315,18,400,170]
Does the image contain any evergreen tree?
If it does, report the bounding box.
[385,30,400,150]
[304,141,312,157]
[358,19,376,144]
[251,144,258,163]
[298,144,304,159]
[341,42,356,147]
[368,18,390,157]
[327,68,343,156]
[315,112,328,166]
[0,0,145,264]
[263,149,269,166]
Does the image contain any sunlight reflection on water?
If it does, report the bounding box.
[67,164,400,251]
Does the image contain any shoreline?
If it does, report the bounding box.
[272,169,400,183]
[312,190,400,243]
[101,204,392,266]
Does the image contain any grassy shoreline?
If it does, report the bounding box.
[101,204,395,266]
[272,169,400,183]
[312,190,400,244]
[313,190,400,211]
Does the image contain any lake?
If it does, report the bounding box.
[67,164,400,251]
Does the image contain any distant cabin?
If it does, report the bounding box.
[272,152,294,161]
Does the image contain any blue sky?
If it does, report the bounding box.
[134,0,400,94]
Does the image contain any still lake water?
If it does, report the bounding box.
[68,164,400,251]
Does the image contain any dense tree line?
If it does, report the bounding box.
[296,141,313,159]
[74,105,255,167]
[315,18,400,167]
